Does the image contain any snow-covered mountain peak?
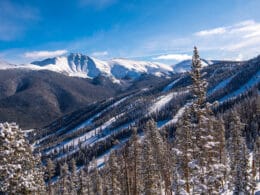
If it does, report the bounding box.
[28,53,173,79]
[172,59,213,73]
[0,59,19,69]
[0,53,174,80]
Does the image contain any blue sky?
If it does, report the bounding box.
[1,0,260,64]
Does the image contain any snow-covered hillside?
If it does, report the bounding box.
[0,60,19,69]
[16,53,173,80]
[173,59,213,73]
[0,54,219,79]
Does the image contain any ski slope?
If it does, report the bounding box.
[162,77,182,92]
[220,70,260,102]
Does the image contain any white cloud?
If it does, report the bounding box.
[193,20,260,60]
[24,50,68,59]
[195,27,226,36]
[195,20,260,39]
[91,51,108,57]
[153,54,191,61]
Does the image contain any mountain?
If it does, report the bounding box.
[30,53,173,80]
[0,69,121,129]
[172,58,213,73]
[0,59,19,69]
[31,56,260,169]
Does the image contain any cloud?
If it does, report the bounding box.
[91,51,108,57]
[153,54,191,61]
[192,20,260,60]
[24,50,68,59]
[195,20,260,39]
[195,27,226,36]
[0,0,39,41]
[79,0,117,9]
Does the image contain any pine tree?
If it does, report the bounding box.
[90,158,103,195]
[252,137,260,194]
[59,162,70,195]
[213,117,228,189]
[78,168,92,195]
[173,108,194,194]
[128,127,143,195]
[142,128,161,195]
[256,137,260,180]
[69,159,78,194]
[105,151,121,195]
[172,47,228,194]
[189,46,210,194]
[228,111,252,194]
[0,122,45,194]
[45,158,55,195]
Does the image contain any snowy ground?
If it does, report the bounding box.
[162,77,182,92]
[160,102,192,128]
[208,74,237,95]
[220,70,260,102]
[149,93,175,114]
[149,90,189,115]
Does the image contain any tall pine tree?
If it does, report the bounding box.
[0,122,45,194]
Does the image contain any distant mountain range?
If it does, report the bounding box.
[172,59,213,73]
[0,53,256,129]
[0,53,224,81]
[31,55,260,169]
[0,53,174,82]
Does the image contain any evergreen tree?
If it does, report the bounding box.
[78,168,92,195]
[45,158,55,195]
[142,127,161,195]
[59,162,70,195]
[228,111,252,194]
[128,127,143,195]
[69,159,78,194]
[173,47,228,194]
[0,122,45,194]
[252,137,260,194]
[173,108,194,194]
[105,151,121,195]
[90,158,103,195]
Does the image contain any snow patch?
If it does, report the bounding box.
[162,77,183,92]
[220,70,260,102]
[149,93,174,114]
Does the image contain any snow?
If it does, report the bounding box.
[173,59,210,73]
[0,60,19,69]
[95,137,129,168]
[35,94,133,147]
[149,93,174,114]
[162,77,182,92]
[160,102,192,128]
[45,113,127,155]
[220,70,260,102]
[0,54,174,80]
[109,58,173,79]
[156,119,171,128]
[208,74,237,95]
[55,121,134,161]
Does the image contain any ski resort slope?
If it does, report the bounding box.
[220,70,260,102]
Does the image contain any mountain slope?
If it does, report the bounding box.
[0,60,19,69]
[172,59,213,73]
[0,69,119,129]
[32,56,260,168]
[30,53,173,79]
